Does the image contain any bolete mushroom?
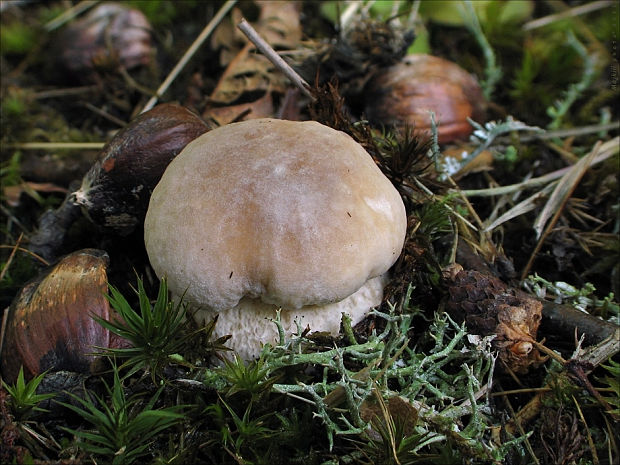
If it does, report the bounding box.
[144,119,407,360]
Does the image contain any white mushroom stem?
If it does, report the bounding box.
[192,275,388,361]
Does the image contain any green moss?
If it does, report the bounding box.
[126,0,198,27]
[0,21,37,55]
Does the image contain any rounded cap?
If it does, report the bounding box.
[144,118,406,312]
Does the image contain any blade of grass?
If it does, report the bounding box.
[521,141,602,280]
[461,137,618,197]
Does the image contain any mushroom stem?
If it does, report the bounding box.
[237,18,315,101]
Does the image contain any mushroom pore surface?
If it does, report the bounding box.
[144,119,407,351]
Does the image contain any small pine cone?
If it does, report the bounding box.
[445,268,545,373]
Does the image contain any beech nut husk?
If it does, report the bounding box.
[0,249,124,383]
[56,2,154,77]
[364,54,486,144]
[73,103,210,234]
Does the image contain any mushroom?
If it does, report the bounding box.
[144,119,407,360]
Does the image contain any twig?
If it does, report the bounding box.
[514,121,619,142]
[523,0,614,31]
[505,326,620,436]
[572,395,601,465]
[461,137,618,197]
[34,86,98,99]
[44,0,99,32]
[82,102,127,127]
[237,18,315,101]
[0,245,50,268]
[0,234,23,282]
[5,142,105,150]
[540,300,619,347]
[140,0,237,113]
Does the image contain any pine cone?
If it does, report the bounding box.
[445,268,545,373]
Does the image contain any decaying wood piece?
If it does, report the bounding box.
[27,189,82,262]
[540,300,618,346]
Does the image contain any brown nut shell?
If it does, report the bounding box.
[73,103,210,234]
[57,2,153,77]
[0,249,117,383]
[364,54,486,143]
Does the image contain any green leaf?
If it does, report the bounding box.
[419,0,533,26]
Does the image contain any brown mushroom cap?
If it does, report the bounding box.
[144,119,406,357]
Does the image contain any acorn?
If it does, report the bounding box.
[72,103,210,235]
[56,2,154,77]
[0,249,124,383]
[364,54,486,144]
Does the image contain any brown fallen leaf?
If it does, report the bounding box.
[206,1,302,114]
[204,90,273,126]
[361,390,419,442]
[3,182,69,207]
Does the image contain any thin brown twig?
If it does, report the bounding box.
[82,102,127,127]
[4,142,105,150]
[533,341,567,365]
[44,0,99,32]
[237,18,315,101]
[34,86,98,99]
[490,387,552,397]
[0,245,50,267]
[572,395,601,465]
[140,0,237,113]
[523,0,614,31]
[0,234,24,282]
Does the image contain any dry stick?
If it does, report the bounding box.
[516,121,619,142]
[5,142,105,150]
[462,137,618,197]
[44,0,99,32]
[523,0,614,31]
[0,234,23,283]
[520,141,602,280]
[34,86,98,100]
[82,102,128,127]
[140,0,237,114]
[237,18,315,101]
[0,245,49,268]
[0,235,24,376]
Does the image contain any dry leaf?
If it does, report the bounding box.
[3,182,69,207]
[203,91,273,126]
[533,142,599,238]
